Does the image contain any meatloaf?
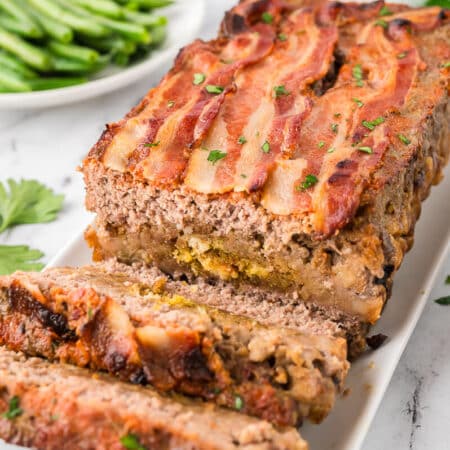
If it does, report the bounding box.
[0,265,349,427]
[0,348,307,450]
[83,2,449,326]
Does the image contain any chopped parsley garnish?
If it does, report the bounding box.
[334,112,341,118]
[442,61,450,69]
[238,136,247,145]
[273,85,289,97]
[120,433,147,450]
[379,5,392,16]
[318,141,325,148]
[234,395,244,410]
[207,150,227,164]
[358,146,373,154]
[375,19,388,29]
[0,179,64,233]
[362,116,385,130]
[327,147,336,153]
[205,85,224,94]
[261,141,270,153]
[167,100,175,108]
[261,12,273,24]
[435,296,450,305]
[398,134,411,145]
[193,73,205,85]
[397,52,407,59]
[352,97,364,108]
[0,245,45,276]
[278,33,287,41]
[297,174,318,190]
[2,396,23,420]
[331,123,339,134]
[352,64,364,87]
[143,141,160,147]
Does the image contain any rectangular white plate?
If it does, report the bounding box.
[2,162,448,450]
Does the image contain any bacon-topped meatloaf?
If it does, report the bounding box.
[83,1,449,328]
[0,265,349,427]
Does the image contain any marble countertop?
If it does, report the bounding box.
[0,1,448,449]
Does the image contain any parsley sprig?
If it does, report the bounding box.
[120,433,147,450]
[0,245,45,275]
[0,179,64,233]
[2,396,23,420]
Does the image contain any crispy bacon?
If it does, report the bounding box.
[85,1,449,237]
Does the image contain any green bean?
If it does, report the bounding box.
[57,0,150,44]
[123,10,167,27]
[0,69,31,92]
[28,76,87,91]
[0,14,43,39]
[79,35,136,55]
[0,51,37,79]
[72,0,124,19]
[0,27,51,71]
[28,0,110,38]
[150,24,166,46]
[126,0,173,10]
[0,0,43,36]
[114,52,129,66]
[26,3,73,43]
[48,41,99,64]
[51,55,96,73]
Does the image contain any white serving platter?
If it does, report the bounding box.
[0,0,205,109]
[2,162,448,450]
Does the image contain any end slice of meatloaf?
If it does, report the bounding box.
[0,348,307,450]
[82,1,449,327]
[0,266,349,428]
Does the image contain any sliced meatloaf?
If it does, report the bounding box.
[0,266,349,427]
[82,1,450,328]
[0,348,307,450]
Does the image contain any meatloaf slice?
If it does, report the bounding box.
[0,266,349,428]
[82,1,450,326]
[0,348,307,450]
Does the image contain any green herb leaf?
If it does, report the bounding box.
[207,150,227,164]
[120,433,147,450]
[238,136,247,145]
[0,245,45,275]
[327,147,335,153]
[352,64,364,87]
[398,134,411,145]
[193,73,206,85]
[379,5,393,16]
[352,97,364,108]
[278,33,287,41]
[205,85,224,94]
[435,296,450,305]
[425,0,450,7]
[273,85,289,97]
[143,141,160,148]
[234,395,244,410]
[261,141,270,153]
[397,52,407,59]
[334,112,342,118]
[375,19,388,29]
[297,174,318,190]
[318,141,325,148]
[261,12,273,24]
[0,179,64,233]
[331,123,339,134]
[358,146,373,154]
[167,100,175,108]
[441,61,450,69]
[2,396,23,420]
[362,116,385,131]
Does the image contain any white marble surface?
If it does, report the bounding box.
[0,1,449,449]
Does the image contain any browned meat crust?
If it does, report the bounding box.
[0,266,349,427]
[0,348,307,450]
